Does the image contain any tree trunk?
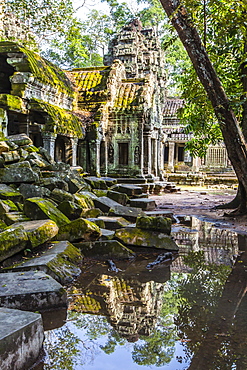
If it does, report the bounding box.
[160,0,247,213]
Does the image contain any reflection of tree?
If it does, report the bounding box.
[43,327,80,370]
[175,251,231,360]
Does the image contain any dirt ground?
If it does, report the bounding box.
[150,185,247,234]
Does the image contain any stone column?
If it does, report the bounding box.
[143,133,152,175]
[192,155,200,172]
[0,108,8,137]
[70,137,78,167]
[41,132,57,161]
[89,139,101,176]
[167,141,175,172]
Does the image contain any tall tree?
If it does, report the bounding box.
[159,0,247,215]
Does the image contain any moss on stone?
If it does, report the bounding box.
[0,94,24,112]
[29,99,85,138]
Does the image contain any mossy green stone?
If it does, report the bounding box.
[136,216,172,234]
[57,218,101,242]
[24,197,70,227]
[0,225,28,262]
[115,227,179,251]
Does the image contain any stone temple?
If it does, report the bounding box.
[0,8,232,179]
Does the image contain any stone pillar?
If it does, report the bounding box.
[89,139,101,176]
[41,132,57,161]
[0,108,8,137]
[167,141,175,172]
[70,137,78,167]
[143,133,152,175]
[192,156,200,172]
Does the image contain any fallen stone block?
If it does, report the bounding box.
[81,208,102,218]
[98,216,131,230]
[84,176,108,189]
[109,205,145,222]
[0,184,23,202]
[112,184,142,196]
[13,219,59,248]
[136,216,171,234]
[129,198,156,211]
[0,162,39,183]
[7,133,33,146]
[64,175,90,193]
[0,141,9,154]
[24,197,70,227]
[0,270,67,310]
[101,177,117,187]
[87,218,105,228]
[57,201,83,220]
[115,227,179,250]
[57,217,102,242]
[107,190,129,205]
[8,241,82,284]
[0,225,28,262]
[74,193,94,209]
[19,183,51,199]
[0,199,18,214]
[99,229,115,240]
[2,150,20,163]
[40,177,69,191]
[74,240,135,259]
[0,307,44,370]
[3,211,30,225]
[93,196,120,213]
[50,188,74,203]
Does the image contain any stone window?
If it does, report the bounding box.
[118,142,129,165]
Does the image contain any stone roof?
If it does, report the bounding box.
[113,80,145,111]
[163,98,184,117]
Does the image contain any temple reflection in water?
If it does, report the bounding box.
[69,217,240,342]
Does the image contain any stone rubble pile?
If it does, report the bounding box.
[0,134,179,370]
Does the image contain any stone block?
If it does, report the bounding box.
[2,150,20,163]
[107,190,129,205]
[13,219,59,248]
[129,198,156,211]
[84,176,108,189]
[57,201,83,220]
[0,308,44,370]
[65,175,90,193]
[0,164,39,183]
[0,199,18,215]
[19,183,51,199]
[101,177,118,187]
[81,208,102,218]
[0,184,22,202]
[75,240,135,259]
[98,216,131,230]
[112,184,142,196]
[50,188,74,203]
[74,193,94,209]
[3,211,30,225]
[93,196,120,213]
[136,216,172,234]
[115,227,179,250]
[8,241,82,284]
[87,218,105,228]
[24,197,70,227]
[7,133,33,146]
[0,270,67,310]
[40,177,69,191]
[99,229,115,240]
[57,217,102,242]
[0,225,28,262]
[0,141,9,154]
[109,205,145,222]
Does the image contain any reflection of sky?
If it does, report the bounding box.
[64,317,189,370]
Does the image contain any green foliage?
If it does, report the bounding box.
[6,0,75,43]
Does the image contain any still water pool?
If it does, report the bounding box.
[34,216,247,370]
